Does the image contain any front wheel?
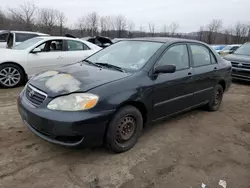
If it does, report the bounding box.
[206,84,224,111]
[105,106,143,153]
[0,64,25,88]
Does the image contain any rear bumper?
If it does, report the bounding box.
[17,92,115,147]
[232,68,250,81]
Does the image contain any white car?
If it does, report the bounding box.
[0,36,102,88]
[0,30,48,48]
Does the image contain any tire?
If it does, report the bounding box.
[106,106,143,153]
[206,84,224,111]
[0,63,25,88]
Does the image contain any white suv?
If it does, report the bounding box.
[0,30,48,48]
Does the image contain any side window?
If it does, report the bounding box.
[190,44,212,67]
[35,40,63,52]
[15,33,37,42]
[67,40,90,51]
[157,44,189,70]
[0,33,8,42]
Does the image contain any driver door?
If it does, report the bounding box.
[153,43,196,120]
[26,39,68,76]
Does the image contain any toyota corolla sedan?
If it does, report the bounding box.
[18,38,232,153]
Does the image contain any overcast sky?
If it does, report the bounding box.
[2,0,250,32]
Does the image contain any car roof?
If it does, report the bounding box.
[121,37,207,44]
[0,30,48,35]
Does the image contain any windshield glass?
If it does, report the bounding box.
[234,43,250,55]
[13,37,44,50]
[86,41,163,71]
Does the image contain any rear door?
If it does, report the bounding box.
[26,39,68,75]
[188,43,219,104]
[65,40,97,63]
[153,43,196,120]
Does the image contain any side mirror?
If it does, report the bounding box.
[31,48,41,53]
[229,50,234,54]
[154,64,176,74]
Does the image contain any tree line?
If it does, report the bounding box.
[0,1,250,44]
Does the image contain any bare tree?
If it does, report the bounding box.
[223,28,233,44]
[76,16,87,37]
[233,22,248,43]
[0,8,8,29]
[169,22,179,36]
[58,12,66,35]
[115,15,127,37]
[206,19,223,44]
[148,22,155,36]
[197,26,205,42]
[86,12,99,36]
[127,20,134,37]
[8,1,36,30]
[37,8,59,34]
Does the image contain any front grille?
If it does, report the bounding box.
[25,84,47,106]
[231,61,250,69]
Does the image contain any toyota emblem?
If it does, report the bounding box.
[29,90,35,97]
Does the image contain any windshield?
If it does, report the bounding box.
[234,43,250,55]
[86,41,163,71]
[13,37,44,50]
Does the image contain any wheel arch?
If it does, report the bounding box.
[115,101,148,126]
[217,79,226,92]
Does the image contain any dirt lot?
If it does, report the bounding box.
[0,83,249,188]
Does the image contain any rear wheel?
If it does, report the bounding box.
[106,106,143,153]
[0,64,24,88]
[206,84,224,111]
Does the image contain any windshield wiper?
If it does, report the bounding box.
[95,63,125,72]
[82,59,102,68]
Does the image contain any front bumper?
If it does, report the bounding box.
[232,68,250,81]
[17,92,115,147]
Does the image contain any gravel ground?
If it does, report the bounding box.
[0,83,249,188]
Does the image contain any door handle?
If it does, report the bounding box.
[188,72,192,76]
[57,56,63,59]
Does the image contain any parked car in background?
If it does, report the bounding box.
[0,36,101,88]
[18,38,232,153]
[218,44,241,56]
[0,30,48,49]
[211,45,226,53]
[81,36,113,48]
[224,42,250,81]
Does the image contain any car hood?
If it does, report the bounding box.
[29,63,132,97]
[224,54,250,63]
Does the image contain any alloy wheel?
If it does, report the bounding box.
[0,67,21,87]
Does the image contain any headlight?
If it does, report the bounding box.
[47,93,98,111]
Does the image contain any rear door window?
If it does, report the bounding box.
[15,33,38,43]
[190,44,216,67]
[67,40,90,51]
